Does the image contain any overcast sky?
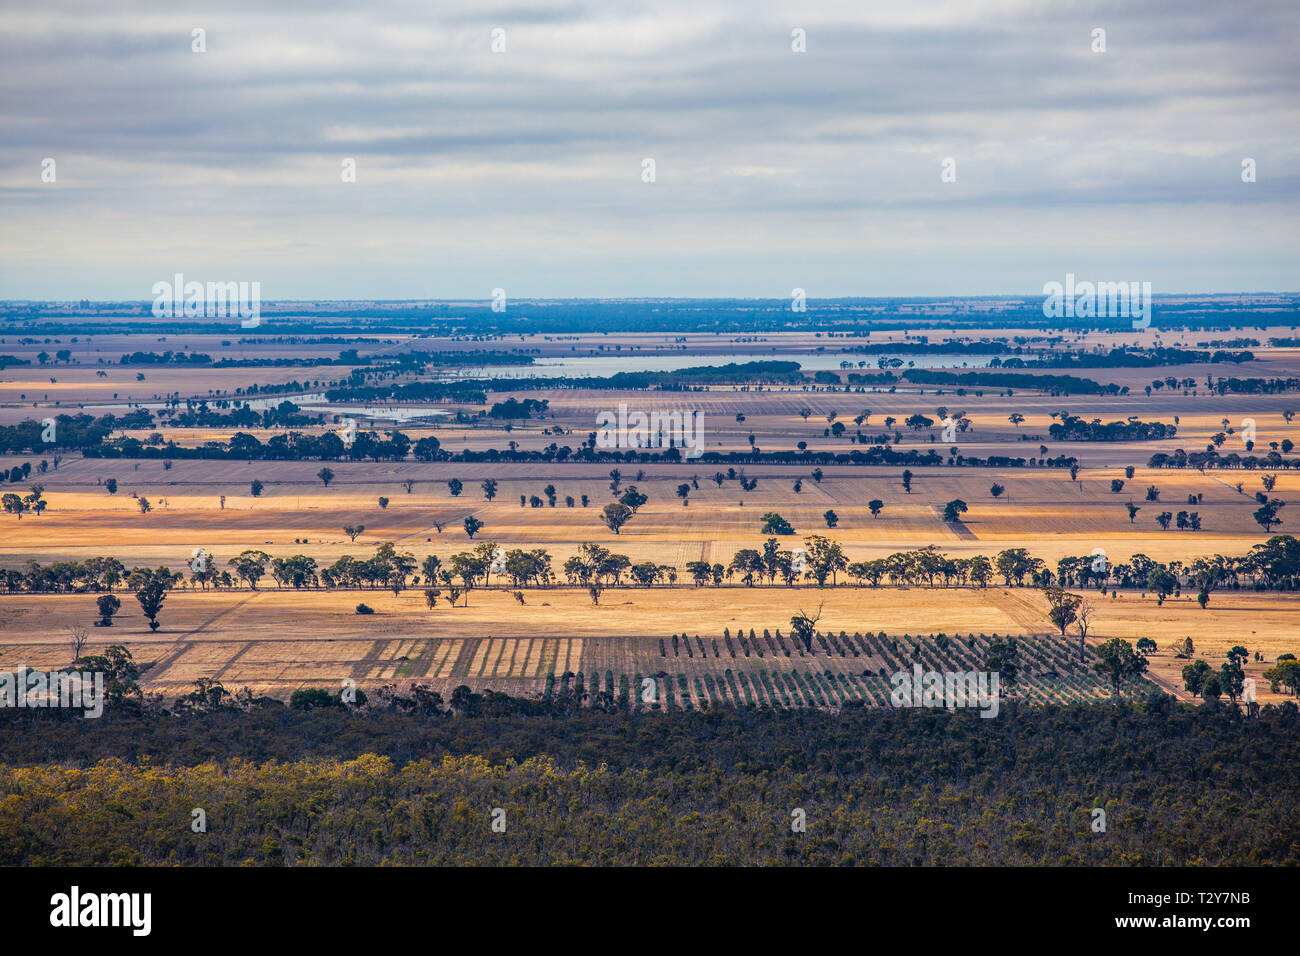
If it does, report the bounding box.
[1,0,1297,300]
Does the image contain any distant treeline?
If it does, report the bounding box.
[1207,376,1300,394]
[116,348,533,370]
[1000,346,1254,369]
[120,350,211,365]
[0,412,150,455]
[843,369,1123,396]
[322,381,488,403]
[1149,448,1299,470]
[325,362,804,401]
[1048,414,1176,442]
[834,343,1254,367]
[10,297,1300,335]
[903,369,1127,395]
[80,431,1078,469]
[163,400,323,429]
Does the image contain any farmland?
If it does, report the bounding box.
[3,305,1300,876]
[3,312,1300,711]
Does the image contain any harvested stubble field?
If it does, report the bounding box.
[0,585,1295,706]
[5,460,1299,563]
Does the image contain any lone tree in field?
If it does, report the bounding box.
[129,566,180,632]
[69,625,89,664]
[1042,585,1083,639]
[1008,413,1024,427]
[1254,499,1285,533]
[823,509,838,528]
[481,478,498,501]
[404,479,415,494]
[105,478,117,495]
[901,469,913,493]
[317,467,335,487]
[1126,502,1140,523]
[990,483,1005,499]
[448,478,463,497]
[1094,638,1149,697]
[95,593,121,627]
[377,497,389,509]
[790,603,823,653]
[602,501,632,534]
[677,483,691,505]
[760,512,795,535]
[1110,479,1125,493]
[942,499,968,522]
[250,480,263,497]
[136,496,151,515]
[1075,598,1096,660]
[868,499,884,518]
[463,515,484,539]
[344,524,364,543]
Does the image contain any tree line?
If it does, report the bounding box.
[7,537,1298,636]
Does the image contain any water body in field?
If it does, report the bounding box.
[487,351,996,378]
[74,352,991,419]
[79,394,448,422]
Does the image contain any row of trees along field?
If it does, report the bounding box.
[5,536,1298,634]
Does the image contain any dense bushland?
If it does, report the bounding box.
[0,698,1296,865]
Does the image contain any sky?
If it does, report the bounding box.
[1,0,1297,300]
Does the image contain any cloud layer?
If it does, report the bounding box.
[1,0,1297,298]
